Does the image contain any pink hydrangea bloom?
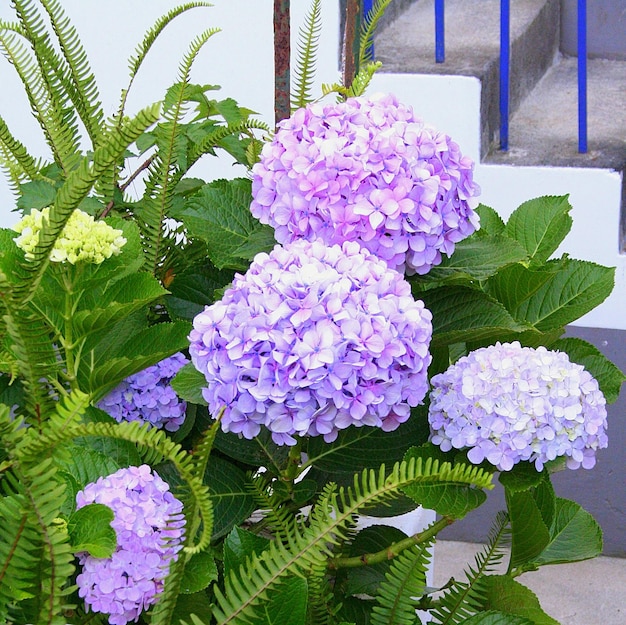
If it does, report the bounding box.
[428,342,608,471]
[250,93,480,275]
[189,239,433,445]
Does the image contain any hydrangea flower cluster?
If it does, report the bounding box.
[250,92,480,275]
[189,239,433,445]
[428,342,608,471]
[97,353,188,432]
[75,465,185,625]
[13,207,126,264]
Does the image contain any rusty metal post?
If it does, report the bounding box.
[274,0,291,126]
[342,0,362,89]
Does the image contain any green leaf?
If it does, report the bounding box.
[425,235,528,282]
[17,180,57,210]
[172,591,214,625]
[475,204,506,236]
[504,195,573,265]
[459,612,534,625]
[535,498,603,565]
[223,526,270,581]
[258,577,308,625]
[487,260,615,331]
[67,503,116,558]
[420,286,529,347]
[341,525,408,596]
[181,178,258,270]
[231,223,277,261]
[498,463,545,493]
[551,337,625,403]
[482,575,559,624]
[171,362,208,406]
[306,407,430,474]
[205,455,256,539]
[57,444,121,499]
[179,550,218,594]
[214,429,290,473]
[402,448,487,518]
[506,490,550,569]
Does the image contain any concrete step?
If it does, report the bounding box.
[374,0,560,157]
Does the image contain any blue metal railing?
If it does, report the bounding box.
[431,0,588,153]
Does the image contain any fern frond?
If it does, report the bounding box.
[322,61,382,100]
[118,2,214,123]
[38,0,105,144]
[139,28,219,278]
[0,113,47,187]
[370,542,432,625]
[291,0,322,111]
[430,511,510,625]
[6,0,83,173]
[213,458,492,625]
[247,473,298,543]
[359,0,392,66]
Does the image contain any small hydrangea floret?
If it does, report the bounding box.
[98,353,188,432]
[75,465,185,625]
[189,239,433,445]
[13,207,126,264]
[250,92,480,275]
[428,342,608,471]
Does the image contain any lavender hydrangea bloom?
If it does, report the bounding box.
[250,92,480,275]
[189,239,433,445]
[428,342,608,471]
[98,353,188,432]
[75,465,185,625]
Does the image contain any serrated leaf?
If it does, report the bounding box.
[505,195,572,265]
[482,575,559,624]
[460,612,534,625]
[223,526,270,581]
[17,180,57,210]
[488,260,615,331]
[205,455,255,539]
[551,337,625,403]
[420,286,529,347]
[181,178,257,270]
[214,428,290,473]
[57,444,121,497]
[259,577,308,625]
[506,490,550,569]
[498,463,546,493]
[171,362,208,406]
[231,223,276,261]
[173,591,214,625]
[424,235,528,282]
[475,204,506,236]
[535,498,603,565]
[180,550,218,594]
[67,503,116,558]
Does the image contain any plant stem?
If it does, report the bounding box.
[328,515,454,569]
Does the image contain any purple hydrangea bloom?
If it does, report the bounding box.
[189,239,433,445]
[97,353,188,432]
[428,342,608,471]
[75,465,186,625]
[250,92,481,275]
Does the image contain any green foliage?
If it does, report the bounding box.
[291,0,322,110]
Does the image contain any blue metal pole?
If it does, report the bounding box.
[435,0,445,63]
[499,0,510,151]
[578,0,588,153]
[363,0,375,60]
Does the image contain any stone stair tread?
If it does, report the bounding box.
[375,0,549,78]
[486,55,626,169]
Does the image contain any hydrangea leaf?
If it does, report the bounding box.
[251,577,308,625]
[423,235,528,282]
[17,180,57,210]
[475,204,506,236]
[179,551,218,594]
[459,612,534,625]
[171,362,209,406]
[67,503,116,558]
[173,591,214,625]
[487,259,615,331]
[498,463,546,493]
[504,195,573,265]
[534,498,603,565]
[505,489,550,569]
[420,286,529,347]
[181,178,258,270]
[551,337,626,403]
[204,456,256,539]
[306,407,430,474]
[340,525,408,596]
[213,428,290,472]
[223,526,270,581]
[231,223,277,261]
[482,575,560,625]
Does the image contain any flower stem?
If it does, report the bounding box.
[328,515,454,569]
